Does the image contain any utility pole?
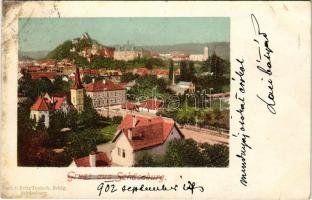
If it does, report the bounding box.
[201,89,206,109]
[209,88,214,111]
[106,89,110,118]
[219,97,223,111]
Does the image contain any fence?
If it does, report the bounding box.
[181,124,229,139]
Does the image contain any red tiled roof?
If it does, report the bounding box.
[53,97,65,110]
[80,69,99,75]
[98,47,115,58]
[119,82,127,89]
[115,114,183,151]
[30,97,50,111]
[84,80,125,92]
[152,69,169,76]
[30,72,56,80]
[74,152,111,167]
[139,99,163,110]
[135,68,151,76]
[30,96,67,111]
[121,102,138,110]
[38,59,56,65]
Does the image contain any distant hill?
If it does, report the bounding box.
[19,51,49,60]
[20,32,229,61]
[137,42,230,60]
[45,33,107,61]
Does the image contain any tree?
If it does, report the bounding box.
[78,92,104,128]
[145,59,153,70]
[46,40,73,60]
[200,143,229,167]
[45,112,68,149]
[18,75,54,101]
[65,128,101,158]
[47,111,67,134]
[66,109,79,130]
[120,73,139,83]
[82,74,93,84]
[18,99,36,131]
[52,76,71,93]
[163,139,204,167]
[202,52,225,80]
[135,139,229,167]
[179,61,195,82]
[180,61,188,81]
[75,38,92,52]
[169,59,174,80]
[135,152,155,167]
[73,54,89,68]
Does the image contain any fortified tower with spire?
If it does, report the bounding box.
[71,66,84,113]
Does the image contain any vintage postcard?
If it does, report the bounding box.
[1,1,311,199]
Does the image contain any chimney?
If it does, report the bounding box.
[132,115,136,127]
[89,152,96,167]
[128,128,133,140]
[92,78,95,83]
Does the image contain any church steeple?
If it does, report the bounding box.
[72,66,83,89]
[70,66,84,113]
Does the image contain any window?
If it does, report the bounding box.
[117,148,121,156]
[122,149,126,158]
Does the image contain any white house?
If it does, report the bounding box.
[170,81,196,95]
[109,114,184,166]
[189,54,205,62]
[84,79,126,108]
[30,94,70,128]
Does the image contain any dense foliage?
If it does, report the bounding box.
[135,139,229,167]
[18,70,71,101]
[17,75,118,166]
[125,75,174,103]
[158,106,229,129]
[46,40,74,61]
[179,61,195,82]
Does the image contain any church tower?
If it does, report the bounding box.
[71,67,84,113]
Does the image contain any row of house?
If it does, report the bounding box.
[29,67,127,127]
[76,44,115,62]
[27,67,185,167]
[127,67,180,79]
[157,46,209,62]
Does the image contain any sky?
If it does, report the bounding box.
[19,17,230,52]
